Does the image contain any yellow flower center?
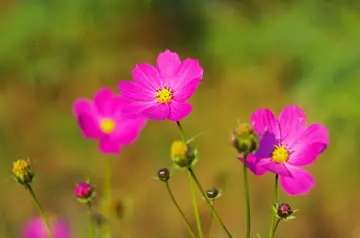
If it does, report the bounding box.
[171,141,187,158]
[100,119,116,133]
[12,159,31,177]
[155,87,173,104]
[271,146,289,163]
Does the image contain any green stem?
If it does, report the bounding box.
[269,174,279,238]
[165,181,197,238]
[25,184,54,238]
[87,202,96,238]
[104,157,113,203]
[272,219,281,237]
[206,201,214,238]
[189,168,232,238]
[176,121,187,142]
[243,154,251,238]
[188,170,204,238]
[103,157,113,238]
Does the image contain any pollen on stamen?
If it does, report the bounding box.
[271,145,289,163]
[100,119,116,134]
[155,87,173,104]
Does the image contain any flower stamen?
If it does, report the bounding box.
[155,86,173,104]
[100,119,116,133]
[271,146,289,163]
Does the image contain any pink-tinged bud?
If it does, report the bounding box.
[277,203,292,218]
[75,181,95,203]
[22,215,71,238]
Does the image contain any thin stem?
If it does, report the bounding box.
[87,202,95,238]
[25,184,54,238]
[188,170,203,238]
[189,168,232,238]
[269,174,279,238]
[103,157,113,238]
[243,154,251,238]
[176,121,187,142]
[206,201,214,238]
[104,157,113,203]
[272,219,281,237]
[176,121,202,237]
[165,181,197,238]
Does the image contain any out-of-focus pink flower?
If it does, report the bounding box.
[73,88,147,154]
[22,215,71,238]
[118,49,203,121]
[239,105,329,196]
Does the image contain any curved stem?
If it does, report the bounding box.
[206,201,214,238]
[25,184,54,238]
[189,168,232,238]
[165,181,197,238]
[188,170,204,238]
[268,174,279,238]
[243,154,251,238]
[87,202,96,238]
[272,219,281,237]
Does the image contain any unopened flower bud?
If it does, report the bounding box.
[157,168,170,182]
[12,159,35,185]
[273,203,298,221]
[171,140,197,168]
[205,188,222,200]
[75,181,95,203]
[231,123,259,155]
[277,203,292,218]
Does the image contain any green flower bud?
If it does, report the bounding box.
[231,123,259,155]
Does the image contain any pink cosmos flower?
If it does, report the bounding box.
[22,215,71,238]
[118,49,203,121]
[239,105,329,196]
[73,88,147,154]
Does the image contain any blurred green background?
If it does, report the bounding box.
[0,0,359,237]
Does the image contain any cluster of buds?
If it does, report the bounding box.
[170,140,198,169]
[75,180,95,204]
[12,159,35,186]
[273,203,298,221]
[231,123,259,155]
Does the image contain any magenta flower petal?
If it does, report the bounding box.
[120,101,156,119]
[99,135,122,154]
[255,130,277,158]
[168,101,192,121]
[256,159,291,176]
[77,114,103,139]
[132,64,162,90]
[111,117,147,145]
[173,77,202,101]
[22,216,71,238]
[72,99,94,116]
[279,165,315,196]
[287,124,329,166]
[171,58,203,90]
[143,103,169,120]
[278,105,306,147]
[94,88,115,115]
[156,49,181,78]
[238,154,267,176]
[250,109,280,140]
[118,81,155,101]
